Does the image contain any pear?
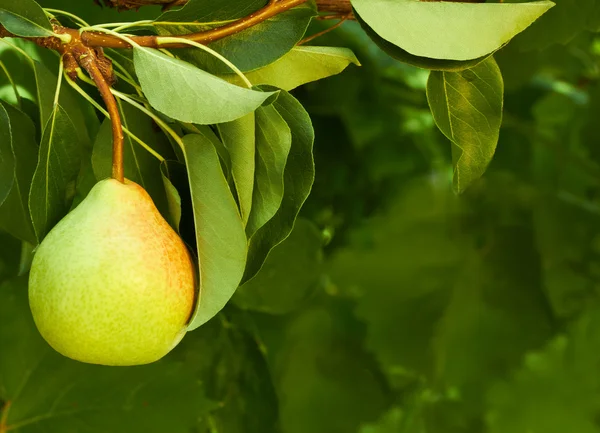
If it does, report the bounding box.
[28,179,196,366]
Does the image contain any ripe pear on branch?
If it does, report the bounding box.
[29,179,197,366]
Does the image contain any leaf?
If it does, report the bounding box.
[355,12,488,72]
[157,2,317,74]
[0,102,38,244]
[160,161,183,232]
[158,0,265,22]
[28,104,82,242]
[0,102,15,207]
[426,57,504,193]
[234,219,323,314]
[182,132,247,330]
[0,0,54,37]
[91,102,175,219]
[133,47,277,125]
[328,178,552,408]
[247,105,292,237]
[253,304,389,433]
[222,46,361,90]
[217,113,256,226]
[242,90,314,282]
[487,309,600,433]
[351,0,554,61]
[0,276,218,433]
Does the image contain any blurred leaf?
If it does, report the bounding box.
[133,47,277,124]
[0,102,15,206]
[487,308,600,433]
[218,113,256,226]
[0,102,37,244]
[157,2,317,73]
[247,105,292,237]
[92,102,175,219]
[254,304,389,433]
[243,91,315,282]
[0,0,53,37]
[329,178,552,412]
[427,57,504,193]
[352,0,554,61]
[182,132,247,330]
[0,276,218,433]
[234,218,323,314]
[222,46,360,90]
[29,104,82,242]
[0,231,19,282]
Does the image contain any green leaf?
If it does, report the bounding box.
[28,104,82,242]
[182,132,247,330]
[158,0,264,22]
[0,102,38,244]
[352,0,554,61]
[234,218,323,314]
[487,309,600,433]
[160,161,184,232]
[355,12,488,71]
[0,276,217,433]
[221,46,361,90]
[157,2,317,74]
[426,57,504,193]
[217,113,256,226]
[133,47,277,124]
[243,90,314,282]
[0,0,53,37]
[247,105,292,237]
[0,102,15,207]
[91,102,175,219]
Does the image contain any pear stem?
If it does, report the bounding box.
[79,53,125,183]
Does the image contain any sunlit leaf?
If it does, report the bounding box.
[427,57,504,193]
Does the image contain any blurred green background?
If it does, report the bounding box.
[3,2,600,432]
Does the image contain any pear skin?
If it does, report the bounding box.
[28,179,196,366]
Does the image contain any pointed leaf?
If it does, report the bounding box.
[160,161,183,232]
[243,90,314,282]
[247,105,292,238]
[352,0,554,61]
[222,46,360,90]
[133,47,277,124]
[0,102,37,244]
[426,57,504,193]
[29,104,82,242]
[217,113,256,226]
[0,0,53,37]
[182,131,247,329]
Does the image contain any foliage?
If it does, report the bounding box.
[1,0,599,431]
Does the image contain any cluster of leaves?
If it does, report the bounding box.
[2,0,600,432]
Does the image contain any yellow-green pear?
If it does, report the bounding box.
[28,179,196,366]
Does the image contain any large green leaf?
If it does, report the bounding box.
[158,0,264,22]
[133,47,276,124]
[234,219,323,314]
[427,57,504,193]
[0,102,37,244]
[242,91,314,282]
[0,0,53,37]
[246,105,292,237]
[157,2,317,73]
[92,102,175,219]
[222,46,361,90]
[182,132,247,329]
[352,0,554,61]
[28,104,82,242]
[0,102,15,206]
[217,113,256,226]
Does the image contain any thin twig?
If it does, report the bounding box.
[299,14,350,45]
